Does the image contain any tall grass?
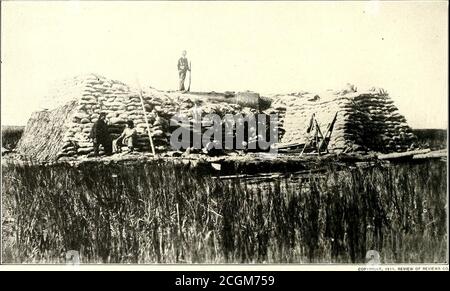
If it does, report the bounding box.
[1,159,447,264]
[1,126,25,150]
[413,129,447,150]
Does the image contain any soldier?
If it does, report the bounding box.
[177,50,190,91]
[89,112,112,156]
[113,120,137,153]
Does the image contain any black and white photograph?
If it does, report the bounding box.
[0,0,448,272]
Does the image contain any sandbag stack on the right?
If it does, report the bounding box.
[273,85,417,153]
[350,87,416,153]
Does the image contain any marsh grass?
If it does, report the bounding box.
[1,126,25,150]
[413,129,447,150]
[1,159,447,264]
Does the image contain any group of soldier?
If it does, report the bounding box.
[89,51,190,157]
[88,113,137,157]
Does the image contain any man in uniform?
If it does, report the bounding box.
[177,50,190,91]
[89,112,112,156]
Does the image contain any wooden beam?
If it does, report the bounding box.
[377,149,431,160]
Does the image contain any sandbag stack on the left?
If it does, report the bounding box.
[56,74,175,158]
[54,74,263,159]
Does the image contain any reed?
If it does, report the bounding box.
[1,159,447,263]
[1,126,24,150]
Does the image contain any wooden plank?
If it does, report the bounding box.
[377,149,431,160]
[217,167,327,180]
[275,142,304,150]
[413,149,447,159]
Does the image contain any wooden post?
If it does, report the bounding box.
[136,79,156,155]
[187,61,191,92]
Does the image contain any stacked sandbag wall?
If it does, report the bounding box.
[53,74,261,158]
[272,87,416,153]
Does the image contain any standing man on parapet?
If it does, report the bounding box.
[89,112,112,157]
[177,50,190,91]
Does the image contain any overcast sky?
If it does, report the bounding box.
[1,1,448,128]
